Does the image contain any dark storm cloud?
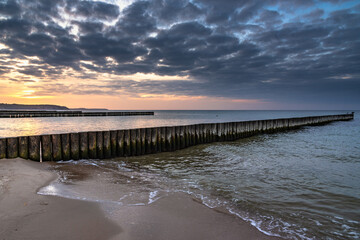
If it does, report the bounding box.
[66,1,120,20]
[0,0,359,107]
[111,1,156,38]
[0,0,20,16]
[149,0,203,23]
[72,21,104,34]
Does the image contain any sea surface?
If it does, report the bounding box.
[2,110,359,239]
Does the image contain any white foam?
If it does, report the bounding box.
[148,191,161,204]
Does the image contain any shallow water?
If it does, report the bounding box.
[36,110,360,239]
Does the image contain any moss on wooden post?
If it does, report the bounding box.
[145,128,152,154]
[150,128,158,154]
[79,132,88,159]
[130,129,137,156]
[180,126,185,149]
[0,138,6,159]
[29,136,41,161]
[51,135,62,161]
[41,135,52,161]
[96,132,104,159]
[18,136,28,159]
[61,134,71,161]
[6,137,18,159]
[117,130,125,157]
[103,131,111,159]
[110,131,117,157]
[211,124,217,142]
[165,127,172,152]
[88,132,97,159]
[184,125,190,147]
[174,126,181,150]
[70,133,80,160]
[159,127,166,152]
[124,130,131,157]
[140,128,146,155]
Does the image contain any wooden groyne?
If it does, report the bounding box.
[0,110,154,118]
[0,113,354,161]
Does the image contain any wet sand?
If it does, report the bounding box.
[0,158,282,240]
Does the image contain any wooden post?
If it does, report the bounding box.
[159,127,166,152]
[136,129,141,156]
[6,137,18,159]
[130,129,137,156]
[140,128,146,155]
[249,121,255,136]
[41,135,52,161]
[284,119,289,129]
[185,125,191,147]
[145,128,152,154]
[188,125,194,146]
[150,128,158,153]
[215,123,221,141]
[288,118,293,129]
[254,120,259,134]
[238,121,244,138]
[103,131,111,159]
[61,134,71,161]
[88,132,97,159]
[223,123,228,141]
[231,122,236,140]
[124,130,131,156]
[110,131,117,157]
[245,121,250,137]
[257,120,263,133]
[0,138,6,159]
[165,127,172,152]
[18,136,29,160]
[195,124,200,145]
[117,130,125,157]
[201,124,206,143]
[70,133,80,160]
[80,132,89,159]
[229,122,235,140]
[211,123,217,142]
[29,136,41,161]
[206,124,211,143]
[96,131,104,159]
[51,134,62,161]
[175,126,181,150]
[180,126,185,149]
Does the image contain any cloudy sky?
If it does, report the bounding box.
[0,0,359,109]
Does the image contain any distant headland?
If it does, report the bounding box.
[0,103,108,111]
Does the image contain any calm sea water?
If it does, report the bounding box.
[0,110,353,137]
[4,110,359,239]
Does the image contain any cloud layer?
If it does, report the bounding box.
[0,0,359,108]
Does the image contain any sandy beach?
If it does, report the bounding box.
[0,158,282,240]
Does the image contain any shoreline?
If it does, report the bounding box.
[0,158,282,240]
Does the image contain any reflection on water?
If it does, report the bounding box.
[0,110,349,137]
[38,112,360,240]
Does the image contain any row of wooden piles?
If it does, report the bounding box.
[0,114,354,161]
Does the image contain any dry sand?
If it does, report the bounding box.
[0,158,282,240]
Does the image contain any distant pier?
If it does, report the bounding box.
[0,113,354,161]
[0,110,154,118]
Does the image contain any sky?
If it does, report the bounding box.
[0,0,359,110]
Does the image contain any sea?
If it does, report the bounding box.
[1,110,359,239]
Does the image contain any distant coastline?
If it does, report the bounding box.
[0,103,108,111]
